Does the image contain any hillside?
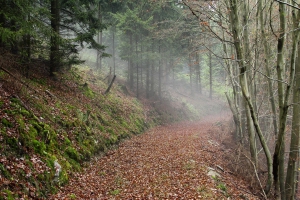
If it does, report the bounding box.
[0,50,217,199]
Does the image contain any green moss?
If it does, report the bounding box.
[80,148,91,161]
[0,70,5,78]
[107,128,114,135]
[1,189,15,200]
[28,125,38,138]
[0,163,11,179]
[65,147,80,162]
[20,108,31,117]
[97,124,105,132]
[64,137,71,146]
[69,194,76,199]
[16,115,25,131]
[82,83,95,98]
[32,140,46,155]
[42,124,57,146]
[84,125,91,135]
[1,118,13,128]
[0,101,3,108]
[34,121,44,131]
[6,137,19,151]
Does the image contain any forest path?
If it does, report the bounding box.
[51,113,258,199]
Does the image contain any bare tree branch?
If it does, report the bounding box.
[274,0,300,10]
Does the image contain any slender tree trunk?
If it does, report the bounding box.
[146,46,150,98]
[50,0,60,76]
[273,2,290,198]
[285,4,300,199]
[129,33,134,89]
[195,51,201,94]
[158,43,162,99]
[136,34,139,98]
[151,41,155,95]
[96,2,102,71]
[209,50,212,99]
[189,53,193,95]
[113,25,116,76]
[228,0,273,193]
[285,41,300,200]
[222,28,242,141]
[241,0,257,167]
[0,13,4,48]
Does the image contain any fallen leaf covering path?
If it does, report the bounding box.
[51,113,259,199]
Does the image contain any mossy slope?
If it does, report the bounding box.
[0,66,150,199]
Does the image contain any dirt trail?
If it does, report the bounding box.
[51,113,259,199]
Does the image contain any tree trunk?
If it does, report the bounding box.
[129,33,134,89]
[146,48,150,98]
[151,41,155,95]
[113,25,116,76]
[273,2,294,198]
[189,53,193,96]
[136,33,139,98]
[285,40,300,200]
[96,2,102,71]
[195,51,201,94]
[221,26,242,141]
[209,49,212,99]
[158,43,162,99]
[228,0,273,193]
[285,3,300,199]
[50,0,60,76]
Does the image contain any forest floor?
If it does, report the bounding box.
[51,112,260,200]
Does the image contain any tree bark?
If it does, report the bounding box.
[258,0,278,136]
[285,3,300,199]
[50,0,60,76]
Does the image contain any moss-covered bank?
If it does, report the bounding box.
[0,66,152,199]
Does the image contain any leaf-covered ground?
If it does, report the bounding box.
[51,113,259,199]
